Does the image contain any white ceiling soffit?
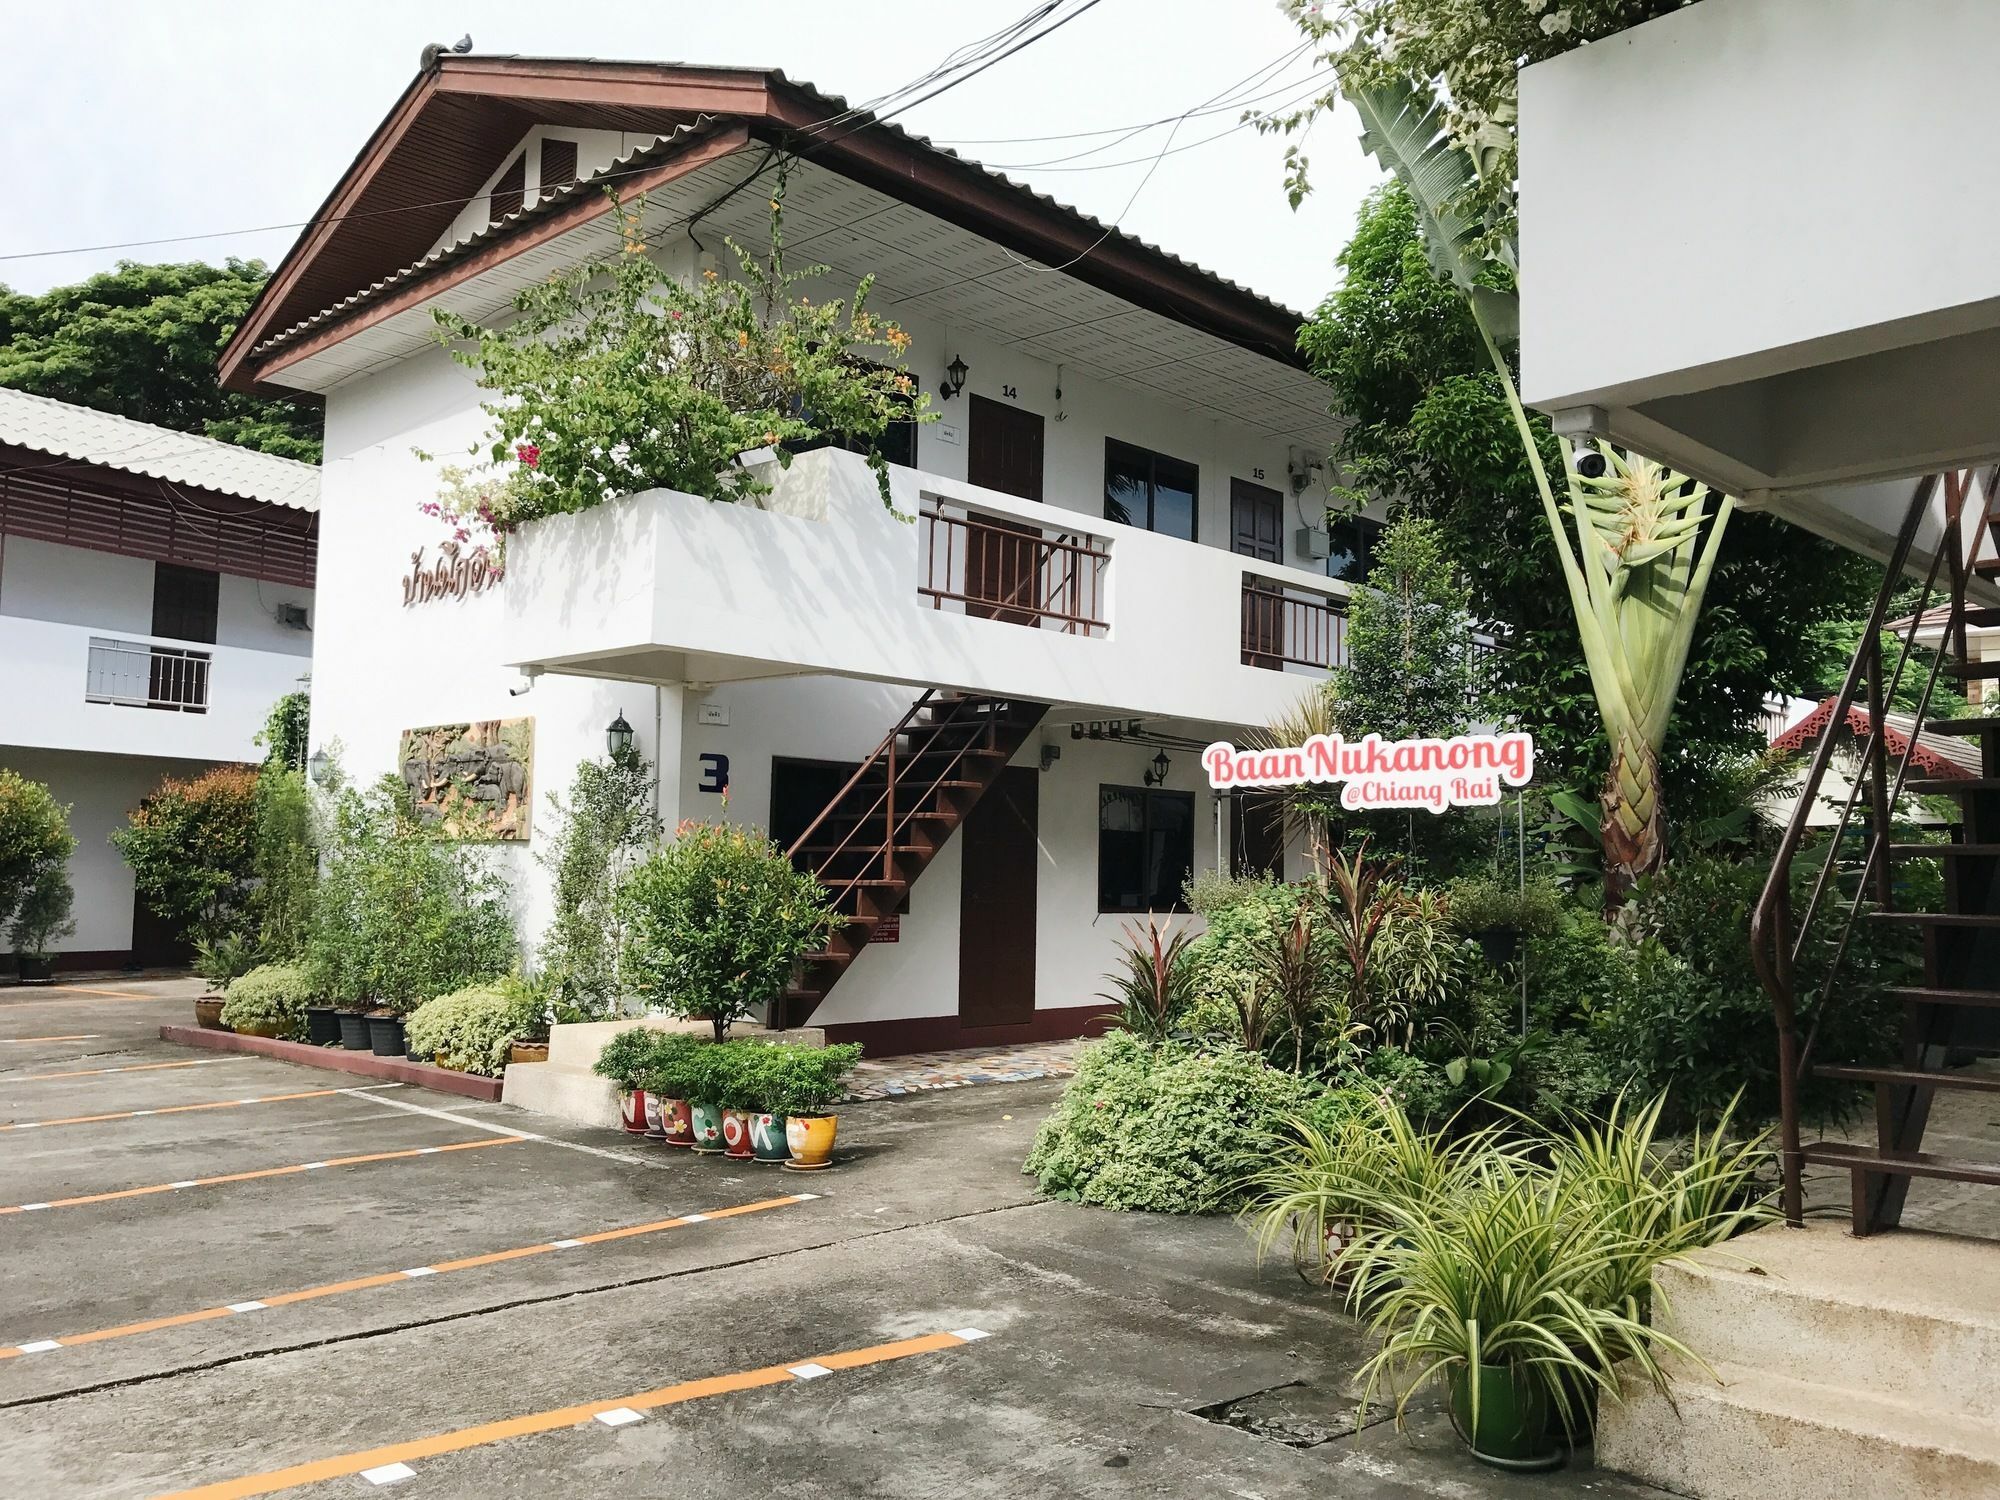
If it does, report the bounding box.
[268,159,1337,448]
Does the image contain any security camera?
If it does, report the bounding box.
[1575,449,1608,480]
[507,666,543,698]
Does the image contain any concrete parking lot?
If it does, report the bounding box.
[0,977,1666,1498]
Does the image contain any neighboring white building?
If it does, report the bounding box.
[218,54,1355,1053]
[0,388,318,967]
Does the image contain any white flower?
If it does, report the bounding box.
[1540,8,1572,34]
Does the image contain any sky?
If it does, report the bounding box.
[1,0,1383,312]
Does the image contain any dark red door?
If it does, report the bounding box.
[1233,478,1285,667]
[966,397,1045,624]
[958,766,1038,1028]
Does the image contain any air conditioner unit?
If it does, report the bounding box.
[1295,526,1330,561]
[277,603,311,631]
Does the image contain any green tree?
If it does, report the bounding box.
[1333,516,1478,743]
[111,766,261,946]
[256,689,312,773]
[1300,184,1872,873]
[538,752,659,1017]
[249,768,317,962]
[0,772,76,956]
[0,260,321,461]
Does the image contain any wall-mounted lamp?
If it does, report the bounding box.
[606,709,635,760]
[307,748,336,789]
[1039,743,1061,773]
[1143,749,1171,787]
[939,354,969,400]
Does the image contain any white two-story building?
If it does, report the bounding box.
[219,54,1354,1053]
[0,388,318,968]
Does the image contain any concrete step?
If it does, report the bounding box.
[1598,1358,2000,1500]
[1657,1223,2000,1422]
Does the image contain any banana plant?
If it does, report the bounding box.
[1346,77,1735,905]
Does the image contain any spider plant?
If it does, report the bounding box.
[1098,915,1194,1045]
[1345,1158,1702,1465]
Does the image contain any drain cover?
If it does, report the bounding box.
[1192,1382,1390,1449]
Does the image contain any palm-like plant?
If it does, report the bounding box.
[1255,686,1343,884]
[1347,77,1735,906]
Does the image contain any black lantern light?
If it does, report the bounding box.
[1144,749,1171,787]
[606,710,635,760]
[940,354,969,400]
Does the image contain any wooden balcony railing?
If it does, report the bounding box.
[1241,577,1347,672]
[919,496,1108,637]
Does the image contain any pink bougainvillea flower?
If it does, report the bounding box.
[516,443,542,468]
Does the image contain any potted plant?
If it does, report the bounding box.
[716,1041,761,1161]
[1447,877,1562,969]
[367,1007,409,1059]
[635,1033,702,1149]
[219,964,311,1041]
[191,933,258,1028]
[685,1041,729,1154]
[592,1025,660,1133]
[776,1044,862,1172]
[0,775,76,986]
[616,822,843,1042]
[744,1046,793,1164]
[302,996,343,1047]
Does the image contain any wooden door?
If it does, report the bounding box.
[966,397,1045,624]
[1234,479,1286,669]
[958,765,1038,1028]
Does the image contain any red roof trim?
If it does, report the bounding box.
[1768,695,1969,779]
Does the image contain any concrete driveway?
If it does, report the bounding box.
[0,977,1668,1498]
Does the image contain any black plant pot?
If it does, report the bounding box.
[14,953,55,984]
[337,1012,373,1050]
[368,1015,407,1058]
[1474,927,1520,968]
[304,1005,342,1046]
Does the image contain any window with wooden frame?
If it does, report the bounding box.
[538,138,579,200]
[1105,438,1197,542]
[1098,785,1195,913]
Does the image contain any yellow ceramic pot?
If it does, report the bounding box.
[782,1114,838,1171]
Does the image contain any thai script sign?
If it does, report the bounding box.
[1203,731,1534,815]
[402,542,497,607]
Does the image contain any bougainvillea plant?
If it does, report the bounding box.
[426,180,929,564]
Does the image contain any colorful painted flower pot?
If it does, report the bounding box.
[721,1107,755,1160]
[658,1097,694,1148]
[749,1111,790,1163]
[689,1101,725,1153]
[620,1088,650,1135]
[642,1093,667,1140]
[783,1114,838,1171]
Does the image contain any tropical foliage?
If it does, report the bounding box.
[219,963,313,1039]
[428,188,928,564]
[538,752,658,1018]
[112,766,260,946]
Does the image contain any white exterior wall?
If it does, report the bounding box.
[313,292,1318,1030]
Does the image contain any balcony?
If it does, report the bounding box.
[502,447,1351,728]
[0,615,309,762]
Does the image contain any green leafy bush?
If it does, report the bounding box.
[220,963,312,1038]
[633,1033,711,1103]
[303,778,516,1014]
[1023,1033,1331,1213]
[539,754,657,1018]
[0,772,74,946]
[405,978,545,1077]
[617,822,841,1040]
[764,1043,863,1117]
[250,767,316,961]
[591,1024,661,1094]
[112,766,259,945]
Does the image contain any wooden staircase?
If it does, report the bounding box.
[776,690,1047,1028]
[1755,467,2000,1235]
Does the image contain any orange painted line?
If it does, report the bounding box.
[3,1193,807,1358]
[0,1086,352,1132]
[0,1136,516,1215]
[0,1035,100,1045]
[43,984,161,1000]
[151,1329,979,1499]
[12,1058,224,1083]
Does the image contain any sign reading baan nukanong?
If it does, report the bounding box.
[1204,731,1534,815]
[398,718,535,840]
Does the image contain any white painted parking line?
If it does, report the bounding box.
[593,1407,645,1427]
[787,1362,834,1380]
[20,1203,49,1212]
[302,1162,328,1171]
[550,1239,584,1249]
[15,1340,60,1354]
[360,1461,417,1486]
[225,1301,267,1313]
[168,1181,198,1190]
[950,1328,992,1342]
[400,1267,437,1279]
[680,1212,710,1223]
[343,1087,672,1170]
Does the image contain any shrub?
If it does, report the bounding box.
[303,778,516,1014]
[12,861,75,958]
[764,1043,863,1117]
[538,753,657,1018]
[1182,874,1298,1009]
[633,1033,712,1104]
[257,689,311,773]
[617,821,842,1040]
[1446,874,1564,939]
[591,1024,661,1094]
[221,963,312,1038]
[192,933,260,989]
[405,978,544,1077]
[112,766,259,945]
[0,771,75,950]
[250,767,316,961]
[1099,916,1195,1045]
[1023,1033,1330,1213]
